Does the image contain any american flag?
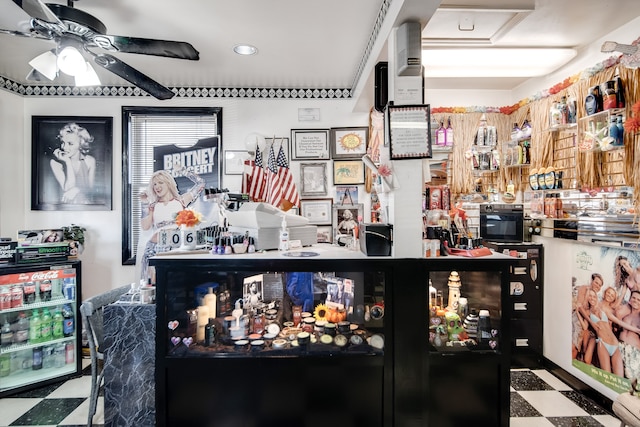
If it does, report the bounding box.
[248,144,265,201]
[265,144,282,207]
[241,158,254,194]
[276,143,299,208]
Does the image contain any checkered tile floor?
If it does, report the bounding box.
[0,363,623,426]
[510,368,621,427]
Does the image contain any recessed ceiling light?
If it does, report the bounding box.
[233,44,258,55]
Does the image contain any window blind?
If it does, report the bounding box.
[123,108,220,264]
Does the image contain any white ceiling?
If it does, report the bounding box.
[1,0,640,103]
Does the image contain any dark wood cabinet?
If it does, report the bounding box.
[151,252,513,427]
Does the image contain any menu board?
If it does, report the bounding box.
[387,104,432,159]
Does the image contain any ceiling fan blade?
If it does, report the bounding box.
[12,0,63,25]
[0,28,34,38]
[92,35,199,60]
[93,53,175,100]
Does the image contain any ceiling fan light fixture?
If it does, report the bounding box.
[233,44,258,55]
[28,50,58,81]
[57,46,88,77]
[74,62,101,86]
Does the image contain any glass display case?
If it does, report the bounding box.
[152,253,392,427]
[151,253,513,427]
[423,257,512,427]
[0,261,81,397]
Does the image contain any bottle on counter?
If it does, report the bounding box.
[511,122,521,140]
[204,287,217,320]
[278,216,289,252]
[65,341,74,364]
[1,317,13,347]
[478,309,491,344]
[39,280,52,302]
[445,117,454,146]
[14,312,29,344]
[62,304,74,337]
[29,309,41,343]
[52,307,63,339]
[0,354,9,377]
[23,282,36,304]
[204,318,216,347]
[32,346,43,370]
[40,308,52,342]
[616,115,624,146]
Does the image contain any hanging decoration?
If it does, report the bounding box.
[432,54,622,115]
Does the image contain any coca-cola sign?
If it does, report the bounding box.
[18,270,60,281]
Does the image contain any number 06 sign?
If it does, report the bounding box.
[157,228,207,252]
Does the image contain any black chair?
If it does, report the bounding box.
[80,284,131,427]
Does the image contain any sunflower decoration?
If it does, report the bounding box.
[314,303,329,322]
[175,208,202,228]
[339,132,363,152]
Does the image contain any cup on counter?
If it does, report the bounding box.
[140,286,156,304]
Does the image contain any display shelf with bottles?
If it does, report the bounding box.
[0,261,81,397]
[577,108,626,152]
[501,120,532,169]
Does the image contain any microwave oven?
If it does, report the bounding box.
[479,203,524,243]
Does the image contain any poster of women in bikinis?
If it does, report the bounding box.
[571,245,640,394]
[31,116,113,211]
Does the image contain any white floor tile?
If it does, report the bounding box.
[510,417,556,427]
[517,390,589,417]
[0,398,42,425]
[46,375,92,398]
[58,396,104,426]
[531,369,572,391]
[592,414,623,427]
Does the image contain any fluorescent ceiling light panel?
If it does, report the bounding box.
[422,48,577,77]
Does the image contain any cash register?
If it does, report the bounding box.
[226,202,317,250]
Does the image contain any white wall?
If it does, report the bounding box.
[513,15,640,103]
[425,88,513,109]
[0,95,368,299]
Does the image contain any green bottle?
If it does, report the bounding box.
[52,307,63,339]
[29,309,41,343]
[40,308,52,342]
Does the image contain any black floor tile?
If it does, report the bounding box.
[510,370,555,391]
[510,391,542,417]
[10,398,85,425]
[9,382,63,398]
[547,416,604,426]
[560,390,610,416]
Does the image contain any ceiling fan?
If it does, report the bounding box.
[1,0,199,100]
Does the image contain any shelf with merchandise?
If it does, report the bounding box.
[577,108,626,152]
[0,335,75,356]
[0,296,74,316]
[527,186,634,220]
[545,123,577,133]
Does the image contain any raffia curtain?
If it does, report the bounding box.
[431,64,640,207]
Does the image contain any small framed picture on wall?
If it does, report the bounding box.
[330,127,368,159]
